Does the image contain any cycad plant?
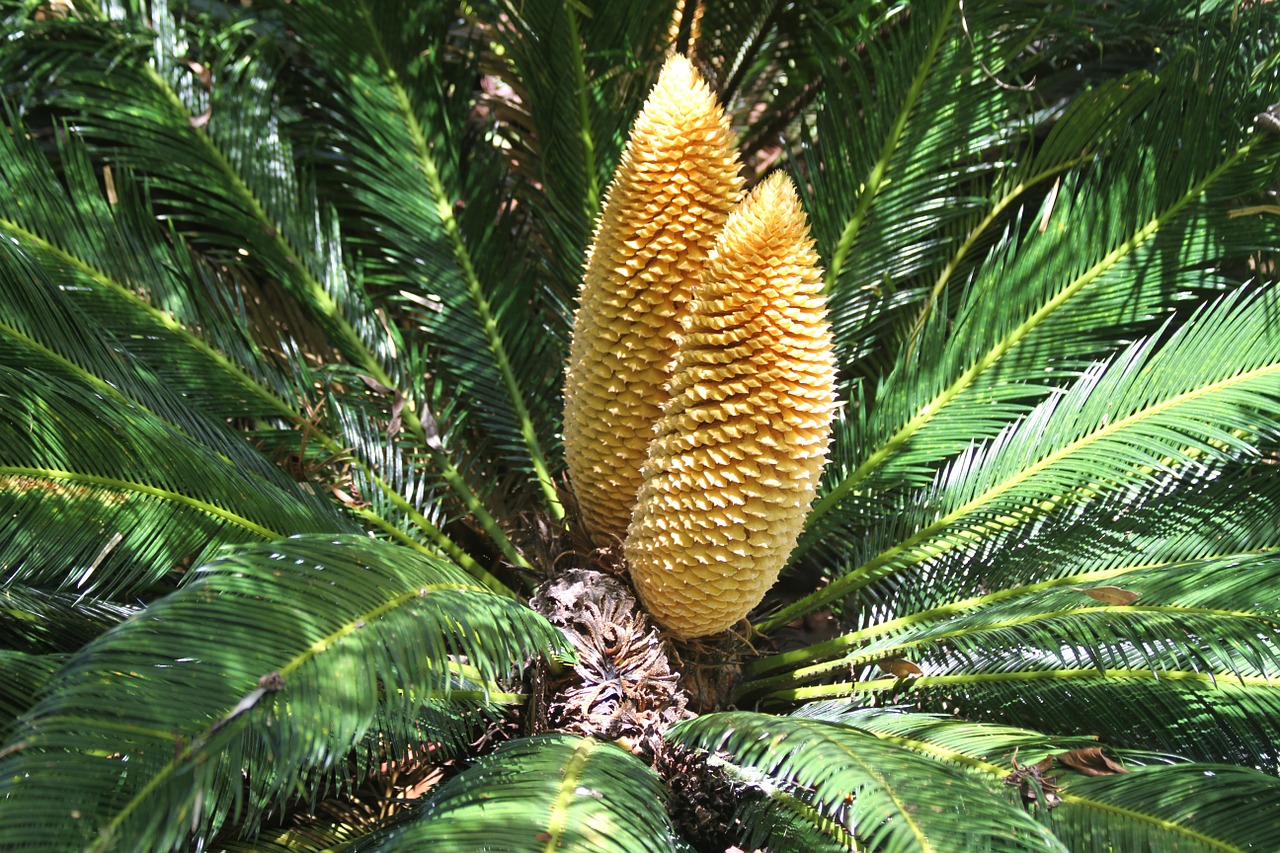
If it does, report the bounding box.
[2,0,1280,850]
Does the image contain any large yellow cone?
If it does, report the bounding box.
[625,173,837,638]
[563,54,744,544]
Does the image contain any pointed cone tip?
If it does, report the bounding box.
[743,171,802,218]
[718,171,810,254]
[649,52,716,111]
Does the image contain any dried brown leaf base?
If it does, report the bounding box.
[530,568,691,758]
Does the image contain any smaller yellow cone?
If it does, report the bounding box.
[625,173,837,638]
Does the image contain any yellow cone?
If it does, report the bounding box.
[563,54,744,544]
[625,173,837,638]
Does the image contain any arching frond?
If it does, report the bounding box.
[792,705,1280,852]
[0,587,136,654]
[282,0,566,518]
[678,706,1280,852]
[768,281,1280,630]
[756,551,1280,770]
[3,0,525,568]
[0,231,336,495]
[0,108,306,423]
[795,5,1280,583]
[790,703,1182,770]
[669,711,1067,852]
[0,535,571,853]
[1051,765,1280,853]
[0,81,504,588]
[0,650,64,740]
[0,364,352,599]
[348,734,685,852]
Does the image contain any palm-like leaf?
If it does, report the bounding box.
[349,734,687,852]
[4,0,522,571]
[280,0,567,519]
[0,535,571,851]
[669,710,1068,852]
[0,360,349,598]
[674,704,1280,851]
[789,29,1278,589]
[1047,764,1280,852]
[786,704,1280,852]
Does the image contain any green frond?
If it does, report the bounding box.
[1050,764,1280,853]
[0,587,136,654]
[790,703,1180,771]
[767,281,1280,630]
[3,14,519,578]
[8,5,359,350]
[669,711,1067,852]
[0,363,354,598]
[0,112,306,424]
[677,706,1280,852]
[349,734,684,853]
[747,458,1280,685]
[282,0,565,519]
[758,552,1280,770]
[799,5,1280,574]
[0,649,64,740]
[791,705,1280,852]
[0,234,331,505]
[851,448,1280,621]
[0,535,571,853]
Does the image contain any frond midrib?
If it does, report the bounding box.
[790,667,1280,703]
[1054,788,1244,853]
[542,736,596,851]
